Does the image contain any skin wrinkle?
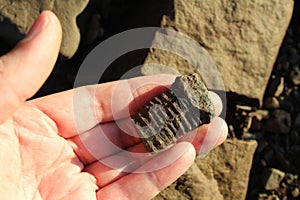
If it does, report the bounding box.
[30,102,62,138]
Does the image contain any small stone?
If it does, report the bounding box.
[290,67,300,85]
[284,173,294,185]
[264,97,280,109]
[261,168,285,190]
[132,73,215,152]
[266,75,283,97]
[292,188,300,198]
[263,110,291,134]
[274,77,285,97]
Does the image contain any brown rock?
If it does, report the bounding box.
[264,97,280,109]
[263,110,292,134]
[195,139,258,200]
[153,163,223,200]
[0,0,89,58]
[290,67,300,85]
[142,0,294,102]
[154,139,257,200]
[261,168,285,190]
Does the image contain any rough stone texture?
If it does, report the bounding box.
[153,139,257,200]
[154,163,223,200]
[0,0,89,58]
[132,74,214,152]
[261,168,285,190]
[142,0,294,102]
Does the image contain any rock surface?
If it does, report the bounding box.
[154,163,223,200]
[261,168,285,190]
[142,0,294,102]
[153,139,258,200]
[0,0,89,58]
[132,74,214,152]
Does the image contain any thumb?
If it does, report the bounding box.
[0,11,62,124]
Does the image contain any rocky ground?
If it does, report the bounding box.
[245,2,300,199]
[0,0,299,199]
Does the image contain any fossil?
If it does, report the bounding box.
[131,73,215,152]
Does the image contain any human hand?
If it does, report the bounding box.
[0,11,228,200]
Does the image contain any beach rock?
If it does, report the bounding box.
[0,0,89,58]
[141,0,294,102]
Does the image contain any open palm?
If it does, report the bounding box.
[0,11,227,200]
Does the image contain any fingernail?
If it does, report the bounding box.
[24,12,49,41]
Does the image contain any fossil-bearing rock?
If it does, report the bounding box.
[131,73,215,152]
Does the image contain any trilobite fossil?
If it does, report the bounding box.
[131,73,215,152]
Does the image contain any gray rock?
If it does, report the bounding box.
[275,77,285,97]
[266,75,285,97]
[292,187,300,198]
[261,168,285,190]
[0,0,89,58]
[141,0,294,102]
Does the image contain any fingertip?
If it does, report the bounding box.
[176,141,196,160]
[208,91,223,117]
[215,119,229,147]
[193,117,228,157]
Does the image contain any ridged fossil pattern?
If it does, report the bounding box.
[131,73,215,152]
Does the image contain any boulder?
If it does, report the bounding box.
[196,139,258,200]
[0,0,89,58]
[154,139,257,200]
[154,163,223,200]
[142,0,294,102]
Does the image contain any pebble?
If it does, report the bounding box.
[292,188,300,198]
[290,67,300,85]
[261,168,285,190]
[275,77,285,97]
[293,113,300,129]
[266,75,285,96]
[284,173,294,185]
[264,97,280,109]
